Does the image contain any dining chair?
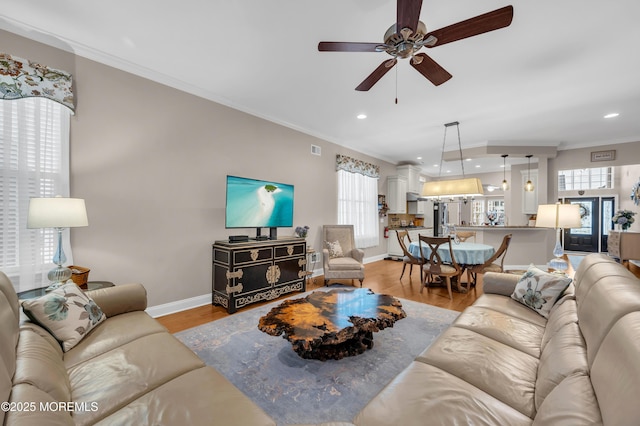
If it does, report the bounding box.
[466,233,513,288]
[397,230,424,281]
[456,231,477,242]
[418,235,463,300]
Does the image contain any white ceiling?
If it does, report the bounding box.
[2,0,640,176]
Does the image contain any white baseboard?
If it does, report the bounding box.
[148,254,389,318]
[146,294,211,318]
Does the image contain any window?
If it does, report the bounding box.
[0,98,71,291]
[337,169,379,248]
[558,167,613,191]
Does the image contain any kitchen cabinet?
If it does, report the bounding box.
[408,200,429,215]
[397,165,423,194]
[387,176,407,214]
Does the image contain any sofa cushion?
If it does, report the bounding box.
[590,312,640,426]
[532,374,602,426]
[67,332,205,425]
[452,306,545,358]
[574,262,640,366]
[4,383,74,426]
[416,326,538,417]
[353,362,532,426]
[511,265,572,318]
[13,329,71,403]
[1,271,20,426]
[535,321,588,409]
[472,294,547,327]
[540,299,578,352]
[63,310,167,369]
[93,367,276,426]
[21,283,106,352]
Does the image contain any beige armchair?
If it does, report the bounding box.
[322,225,365,286]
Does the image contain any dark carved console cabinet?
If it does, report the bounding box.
[212,238,307,313]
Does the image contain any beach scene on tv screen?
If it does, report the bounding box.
[226,176,294,228]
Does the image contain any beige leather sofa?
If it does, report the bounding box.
[0,272,275,426]
[354,253,640,425]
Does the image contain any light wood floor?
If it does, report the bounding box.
[156,259,484,334]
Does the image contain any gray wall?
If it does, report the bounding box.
[1,30,396,307]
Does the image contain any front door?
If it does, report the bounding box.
[564,198,599,253]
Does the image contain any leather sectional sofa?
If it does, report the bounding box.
[353,253,640,425]
[3,253,639,425]
[0,273,275,426]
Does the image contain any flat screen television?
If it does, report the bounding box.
[225,175,294,239]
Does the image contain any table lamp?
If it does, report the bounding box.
[535,203,581,271]
[27,197,88,290]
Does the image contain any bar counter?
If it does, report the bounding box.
[456,226,555,267]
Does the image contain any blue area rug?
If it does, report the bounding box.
[175,288,459,426]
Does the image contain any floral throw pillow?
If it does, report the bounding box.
[22,282,106,352]
[326,240,344,259]
[511,264,572,318]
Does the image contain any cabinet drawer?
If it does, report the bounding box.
[275,244,305,258]
[234,248,273,264]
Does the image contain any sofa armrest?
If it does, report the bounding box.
[85,283,147,318]
[482,272,520,296]
[323,249,330,269]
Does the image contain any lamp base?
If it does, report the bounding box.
[45,265,72,292]
[548,257,569,272]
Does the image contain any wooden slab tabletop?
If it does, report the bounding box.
[258,288,406,360]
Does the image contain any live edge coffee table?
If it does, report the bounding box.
[258,288,406,361]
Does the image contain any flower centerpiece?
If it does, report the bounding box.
[486,210,498,226]
[295,225,310,238]
[612,210,636,231]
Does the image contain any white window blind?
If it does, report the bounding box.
[0,98,71,292]
[337,169,379,248]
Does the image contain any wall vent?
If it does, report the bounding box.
[311,145,321,156]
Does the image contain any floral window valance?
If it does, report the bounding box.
[0,53,75,113]
[336,154,380,178]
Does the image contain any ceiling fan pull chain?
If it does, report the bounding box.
[395,65,398,104]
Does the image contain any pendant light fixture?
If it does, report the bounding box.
[421,122,484,201]
[501,154,509,191]
[524,154,534,192]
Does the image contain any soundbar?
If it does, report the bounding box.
[229,235,249,243]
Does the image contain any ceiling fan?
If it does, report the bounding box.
[318,1,514,91]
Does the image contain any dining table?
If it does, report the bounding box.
[408,240,496,292]
[408,241,496,265]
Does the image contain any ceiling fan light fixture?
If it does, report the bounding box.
[501,154,509,191]
[525,154,534,192]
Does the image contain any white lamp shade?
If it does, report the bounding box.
[421,177,484,198]
[27,197,89,229]
[535,203,581,229]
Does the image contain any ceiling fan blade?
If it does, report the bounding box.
[410,53,452,86]
[397,0,423,34]
[425,5,514,47]
[318,42,383,52]
[355,59,397,91]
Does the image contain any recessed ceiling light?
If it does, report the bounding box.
[604,113,619,119]
[416,156,422,160]
[475,164,481,168]
[433,164,439,168]
[465,158,472,161]
[357,114,367,119]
